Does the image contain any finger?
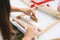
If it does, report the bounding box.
[32,13,36,17]
[31,10,36,17]
[29,11,36,18]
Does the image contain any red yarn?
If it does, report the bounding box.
[30,0,54,8]
[46,4,50,7]
[31,3,35,8]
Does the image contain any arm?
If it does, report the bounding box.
[11,6,37,22]
[11,6,35,16]
[11,6,25,12]
[22,27,37,40]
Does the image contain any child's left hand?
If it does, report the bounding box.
[22,8,36,18]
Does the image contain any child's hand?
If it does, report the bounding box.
[22,27,37,40]
[22,8,36,18]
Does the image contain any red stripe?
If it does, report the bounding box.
[30,0,54,8]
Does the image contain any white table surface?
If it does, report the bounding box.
[10,0,60,40]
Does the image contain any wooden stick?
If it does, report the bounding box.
[13,17,30,29]
[52,38,60,40]
[21,0,60,19]
[22,0,44,6]
[21,0,30,5]
[15,14,41,31]
[21,0,37,10]
[34,19,60,40]
[18,14,36,26]
[37,5,60,19]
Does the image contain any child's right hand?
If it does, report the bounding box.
[22,27,37,40]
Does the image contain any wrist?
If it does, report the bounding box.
[22,36,32,40]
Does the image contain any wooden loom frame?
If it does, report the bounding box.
[21,0,60,19]
[52,38,60,40]
[13,13,60,40]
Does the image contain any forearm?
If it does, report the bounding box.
[11,6,25,12]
